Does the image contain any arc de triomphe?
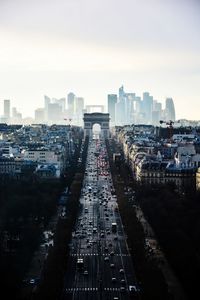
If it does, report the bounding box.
[83,113,110,139]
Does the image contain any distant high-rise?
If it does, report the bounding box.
[152,100,162,125]
[52,97,66,113]
[115,85,127,125]
[4,100,10,121]
[75,97,84,115]
[35,108,45,124]
[67,92,75,115]
[12,107,17,119]
[119,85,125,100]
[12,107,22,124]
[108,94,117,124]
[44,95,51,122]
[142,92,153,124]
[125,93,135,124]
[75,97,84,125]
[115,98,126,125]
[165,98,176,121]
[58,98,66,113]
[48,103,62,124]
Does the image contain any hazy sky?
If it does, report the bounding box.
[0,0,200,119]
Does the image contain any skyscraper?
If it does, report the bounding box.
[125,93,135,124]
[108,94,117,124]
[75,97,84,125]
[4,99,10,121]
[152,100,162,125]
[48,103,62,124]
[67,92,75,115]
[165,98,176,121]
[52,98,66,113]
[35,108,45,124]
[75,97,84,115]
[142,92,153,124]
[119,85,125,100]
[115,85,127,125]
[12,107,22,124]
[44,95,51,122]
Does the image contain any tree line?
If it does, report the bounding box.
[0,135,88,300]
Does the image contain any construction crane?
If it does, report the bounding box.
[159,120,176,142]
[64,118,72,129]
[64,118,72,124]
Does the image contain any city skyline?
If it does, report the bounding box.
[0,0,200,119]
[0,87,178,126]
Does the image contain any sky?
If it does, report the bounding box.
[0,0,200,120]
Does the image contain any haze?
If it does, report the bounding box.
[0,0,199,120]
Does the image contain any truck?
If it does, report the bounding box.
[111,222,117,233]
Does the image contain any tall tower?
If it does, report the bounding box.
[44,95,51,123]
[165,98,176,121]
[142,92,153,124]
[75,97,84,126]
[67,92,75,115]
[4,100,10,123]
[107,94,117,125]
[119,85,125,100]
[75,97,84,115]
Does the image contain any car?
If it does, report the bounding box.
[113,298,119,300]
[29,278,37,285]
[120,279,126,285]
[111,277,117,283]
[104,256,109,262]
[129,285,139,293]
[83,270,88,276]
[110,251,114,256]
[110,263,115,268]
[119,269,124,274]
[120,287,126,292]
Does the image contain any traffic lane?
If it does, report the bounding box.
[63,139,138,300]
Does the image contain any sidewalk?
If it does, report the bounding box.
[19,206,63,299]
[134,205,187,300]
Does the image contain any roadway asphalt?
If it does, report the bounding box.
[62,138,139,300]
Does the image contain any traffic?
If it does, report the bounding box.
[62,138,140,300]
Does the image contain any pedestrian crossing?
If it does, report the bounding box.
[104,287,127,291]
[70,253,130,257]
[65,287,127,292]
[66,287,98,292]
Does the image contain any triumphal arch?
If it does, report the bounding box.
[83,113,110,139]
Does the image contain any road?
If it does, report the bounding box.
[62,138,140,300]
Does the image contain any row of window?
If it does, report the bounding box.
[140,172,195,178]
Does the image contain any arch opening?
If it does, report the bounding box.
[92,123,101,139]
